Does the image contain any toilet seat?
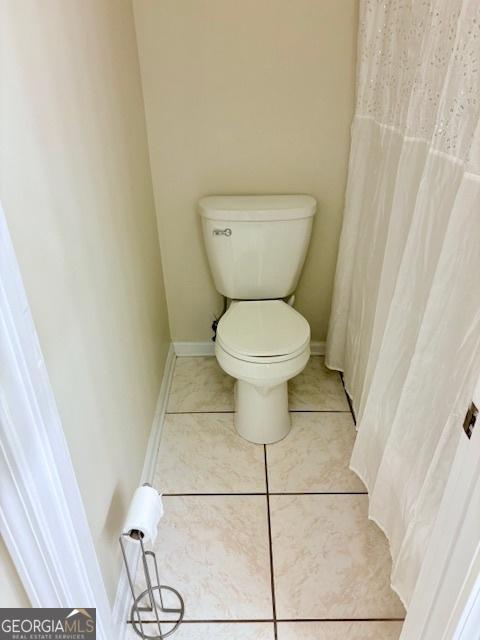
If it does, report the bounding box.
[216,300,310,363]
[215,299,311,443]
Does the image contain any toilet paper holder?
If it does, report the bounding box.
[119,486,184,639]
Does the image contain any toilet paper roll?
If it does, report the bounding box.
[122,485,164,543]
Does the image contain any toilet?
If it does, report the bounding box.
[199,195,316,444]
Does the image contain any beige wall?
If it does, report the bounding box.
[134,0,357,342]
[0,537,30,607]
[1,1,170,602]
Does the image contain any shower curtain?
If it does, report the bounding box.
[326,0,480,607]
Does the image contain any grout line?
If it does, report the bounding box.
[264,445,278,640]
[162,492,368,497]
[129,617,406,624]
[269,491,368,496]
[165,409,352,415]
[127,619,275,624]
[166,410,234,415]
[162,492,266,497]
[278,617,406,623]
[289,409,352,413]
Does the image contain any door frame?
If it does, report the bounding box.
[0,203,112,636]
[400,378,480,639]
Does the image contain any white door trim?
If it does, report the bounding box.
[400,376,480,640]
[450,553,480,639]
[0,204,112,637]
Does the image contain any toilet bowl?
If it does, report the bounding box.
[215,300,310,443]
[199,194,316,445]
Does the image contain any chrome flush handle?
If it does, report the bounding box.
[212,228,232,236]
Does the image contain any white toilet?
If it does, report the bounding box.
[199,195,316,444]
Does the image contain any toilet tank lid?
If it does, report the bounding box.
[198,195,316,221]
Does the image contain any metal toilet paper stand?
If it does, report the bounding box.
[120,519,184,638]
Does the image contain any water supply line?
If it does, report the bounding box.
[211,296,228,341]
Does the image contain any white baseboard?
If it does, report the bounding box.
[112,343,176,639]
[174,340,326,357]
[174,341,215,356]
[141,343,176,483]
[310,341,326,355]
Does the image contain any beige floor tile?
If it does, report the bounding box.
[168,356,349,413]
[267,413,365,493]
[270,495,405,619]
[126,622,274,639]
[140,496,272,620]
[277,622,403,640]
[167,357,234,413]
[289,357,349,411]
[154,413,265,494]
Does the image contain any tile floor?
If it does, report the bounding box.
[129,356,405,639]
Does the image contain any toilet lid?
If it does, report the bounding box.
[217,300,310,358]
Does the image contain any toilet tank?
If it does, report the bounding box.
[199,195,316,299]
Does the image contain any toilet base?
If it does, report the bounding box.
[234,380,291,444]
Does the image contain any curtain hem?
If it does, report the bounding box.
[325,358,410,611]
[348,457,410,612]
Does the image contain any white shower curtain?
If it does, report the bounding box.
[326,0,480,607]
